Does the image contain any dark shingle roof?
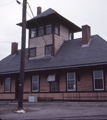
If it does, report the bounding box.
[31,8,56,20]
[0,35,107,74]
[47,35,107,68]
[17,8,81,32]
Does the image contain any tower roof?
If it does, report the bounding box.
[17,8,81,32]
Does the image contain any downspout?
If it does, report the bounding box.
[52,22,55,56]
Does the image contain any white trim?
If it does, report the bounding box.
[93,70,104,91]
[5,77,11,92]
[32,75,39,92]
[47,74,56,82]
[82,39,92,47]
[67,72,76,91]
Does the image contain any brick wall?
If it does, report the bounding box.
[59,70,66,92]
[0,66,107,101]
[24,73,31,92]
[11,75,15,92]
[104,69,107,91]
[29,34,53,59]
[40,72,50,92]
[0,76,4,92]
[54,24,69,54]
[77,68,93,91]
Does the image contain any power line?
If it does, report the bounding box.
[16,0,32,19]
[0,41,28,44]
[27,2,53,55]
[0,1,15,7]
[16,0,53,55]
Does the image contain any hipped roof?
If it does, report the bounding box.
[0,35,107,74]
[17,8,81,32]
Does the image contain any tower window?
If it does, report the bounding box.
[45,45,52,56]
[46,24,52,34]
[55,24,60,35]
[29,48,36,57]
[38,26,44,36]
[69,32,73,40]
[31,28,37,38]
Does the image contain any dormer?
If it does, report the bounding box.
[17,7,81,60]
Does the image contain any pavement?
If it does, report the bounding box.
[0,101,107,120]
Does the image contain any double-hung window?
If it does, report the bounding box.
[93,70,104,91]
[51,81,58,92]
[32,75,39,92]
[67,72,76,91]
[31,28,37,38]
[5,77,11,92]
[47,74,59,92]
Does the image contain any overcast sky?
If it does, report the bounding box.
[0,0,107,60]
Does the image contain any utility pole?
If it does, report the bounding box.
[18,0,27,109]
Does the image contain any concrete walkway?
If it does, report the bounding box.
[0,101,107,120]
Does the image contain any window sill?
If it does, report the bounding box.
[67,90,76,92]
[94,89,104,91]
[45,55,53,59]
[54,33,60,36]
[32,91,39,93]
[30,33,52,39]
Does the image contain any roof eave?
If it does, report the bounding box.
[17,9,82,32]
[1,62,107,75]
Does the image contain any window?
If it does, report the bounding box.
[55,24,59,35]
[32,75,39,92]
[93,70,104,91]
[29,48,36,57]
[69,31,73,40]
[46,24,52,34]
[51,81,58,92]
[38,26,44,36]
[45,45,52,56]
[31,28,37,38]
[5,77,11,92]
[67,72,76,91]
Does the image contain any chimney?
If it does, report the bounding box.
[82,25,91,45]
[11,42,18,55]
[37,7,42,15]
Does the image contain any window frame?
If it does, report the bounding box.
[67,72,76,91]
[32,74,39,92]
[46,23,52,35]
[38,26,44,36]
[55,23,60,35]
[93,70,104,91]
[50,81,59,92]
[69,30,73,40]
[4,77,11,93]
[45,44,52,56]
[29,48,36,58]
[31,28,37,38]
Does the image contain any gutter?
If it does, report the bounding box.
[1,61,107,75]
